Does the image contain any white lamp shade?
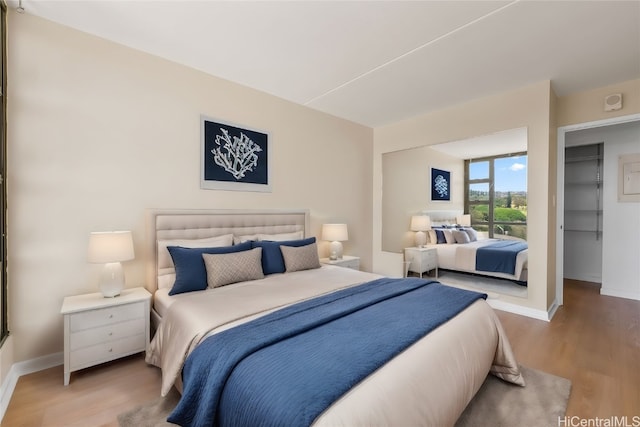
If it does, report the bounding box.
[410,216,431,231]
[88,231,134,298]
[457,214,471,226]
[321,224,348,242]
[88,231,135,263]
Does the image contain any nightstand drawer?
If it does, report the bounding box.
[69,301,144,332]
[70,317,145,351]
[69,333,146,370]
[423,250,437,264]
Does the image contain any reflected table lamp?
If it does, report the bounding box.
[457,214,471,227]
[410,215,431,248]
[88,231,135,298]
[321,223,348,260]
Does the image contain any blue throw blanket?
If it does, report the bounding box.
[476,240,527,275]
[168,277,486,427]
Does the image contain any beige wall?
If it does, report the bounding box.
[557,79,640,127]
[373,81,554,313]
[382,147,464,253]
[6,12,373,363]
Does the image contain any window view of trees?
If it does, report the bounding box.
[465,153,527,240]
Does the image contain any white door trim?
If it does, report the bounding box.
[556,113,640,306]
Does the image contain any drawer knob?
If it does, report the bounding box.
[109,314,114,319]
[108,332,113,336]
[108,348,113,352]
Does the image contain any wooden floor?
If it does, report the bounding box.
[2,279,639,426]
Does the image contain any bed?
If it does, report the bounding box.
[419,210,528,283]
[144,209,524,426]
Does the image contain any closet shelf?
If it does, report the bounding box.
[564,229,603,234]
[564,209,603,213]
[565,180,603,185]
[564,143,603,242]
[565,155,603,163]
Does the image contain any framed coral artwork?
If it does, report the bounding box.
[431,168,450,201]
[200,116,271,192]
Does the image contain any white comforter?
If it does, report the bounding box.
[431,238,528,281]
[146,265,524,426]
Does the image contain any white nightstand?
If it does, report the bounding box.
[320,255,360,270]
[404,247,438,278]
[60,287,151,385]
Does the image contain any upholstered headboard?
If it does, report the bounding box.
[421,210,464,227]
[145,209,310,292]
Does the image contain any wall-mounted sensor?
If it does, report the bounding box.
[604,93,622,111]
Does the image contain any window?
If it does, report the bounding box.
[0,3,7,344]
[464,152,527,240]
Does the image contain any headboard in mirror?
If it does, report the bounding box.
[421,210,464,227]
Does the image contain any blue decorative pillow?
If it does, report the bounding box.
[167,241,252,295]
[434,229,447,244]
[251,237,316,275]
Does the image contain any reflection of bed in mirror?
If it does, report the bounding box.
[419,210,528,284]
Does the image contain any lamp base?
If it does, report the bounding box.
[415,231,427,248]
[99,262,124,298]
[329,241,344,260]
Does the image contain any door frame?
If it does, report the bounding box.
[556,113,640,306]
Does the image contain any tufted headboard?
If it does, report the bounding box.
[420,210,464,227]
[145,209,309,292]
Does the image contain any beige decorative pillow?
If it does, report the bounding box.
[281,243,321,273]
[202,247,264,288]
[452,229,470,244]
[442,229,456,244]
[426,230,437,245]
[464,227,479,242]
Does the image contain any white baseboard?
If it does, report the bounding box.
[488,298,556,322]
[600,287,640,301]
[0,352,63,422]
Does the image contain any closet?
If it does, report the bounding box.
[563,143,603,282]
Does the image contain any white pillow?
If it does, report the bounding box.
[233,234,258,245]
[257,231,304,241]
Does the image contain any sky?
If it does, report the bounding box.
[469,155,528,192]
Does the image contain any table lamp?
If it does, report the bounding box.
[88,231,135,297]
[410,215,431,247]
[321,224,348,260]
[457,214,471,226]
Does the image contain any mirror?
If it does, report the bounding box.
[382,128,528,298]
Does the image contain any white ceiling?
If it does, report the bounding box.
[430,127,528,159]
[10,0,640,127]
